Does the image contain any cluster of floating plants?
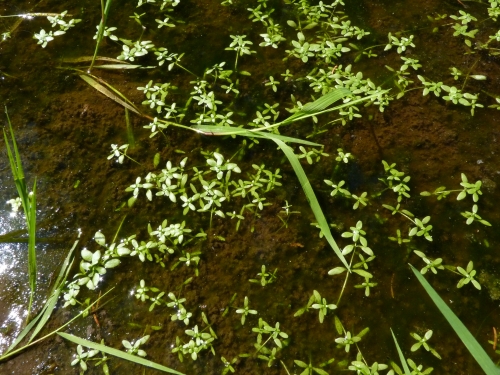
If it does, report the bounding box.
[1,0,500,374]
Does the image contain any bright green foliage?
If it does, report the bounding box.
[410,265,500,375]
[249,265,277,286]
[122,335,149,357]
[310,290,337,323]
[252,318,289,351]
[414,251,444,275]
[410,330,441,359]
[456,261,481,290]
[235,296,258,325]
[294,359,330,375]
[384,33,415,53]
[461,205,491,226]
[60,332,184,374]
[335,328,368,352]
[348,352,390,375]
[221,356,237,374]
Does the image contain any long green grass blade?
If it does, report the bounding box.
[192,125,322,146]
[26,179,37,318]
[390,328,411,375]
[269,90,386,132]
[63,56,129,64]
[125,108,135,147]
[410,264,500,375]
[4,312,39,355]
[79,75,141,115]
[273,138,349,270]
[57,333,184,375]
[93,64,147,70]
[283,88,351,124]
[90,0,113,71]
[4,108,37,319]
[27,238,78,343]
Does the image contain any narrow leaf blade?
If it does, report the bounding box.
[79,75,141,115]
[57,332,184,375]
[410,264,500,375]
[273,138,349,270]
[390,328,411,375]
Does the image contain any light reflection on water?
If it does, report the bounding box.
[0,208,28,354]
[0,202,70,354]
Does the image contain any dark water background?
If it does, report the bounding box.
[0,0,500,374]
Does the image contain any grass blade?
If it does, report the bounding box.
[63,56,131,64]
[3,207,79,354]
[192,125,322,146]
[93,64,149,70]
[125,108,135,147]
[272,138,349,270]
[283,88,351,124]
[390,328,411,375]
[90,0,113,71]
[273,90,386,130]
[26,179,37,317]
[79,75,141,115]
[57,333,184,375]
[410,264,500,375]
[4,107,37,319]
[27,238,78,343]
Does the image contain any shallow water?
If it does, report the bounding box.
[0,0,500,374]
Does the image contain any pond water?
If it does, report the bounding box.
[1,0,500,374]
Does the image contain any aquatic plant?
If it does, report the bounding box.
[1,0,500,373]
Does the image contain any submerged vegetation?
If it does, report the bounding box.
[1,0,500,374]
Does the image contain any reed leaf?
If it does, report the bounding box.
[410,264,500,375]
[57,333,185,375]
[93,64,147,70]
[390,328,411,375]
[273,138,349,270]
[4,238,78,354]
[283,87,351,124]
[90,0,113,71]
[192,125,322,146]
[79,75,141,115]
[272,90,386,131]
[63,56,129,64]
[27,179,37,316]
[4,108,37,319]
[125,108,135,147]
[28,238,78,343]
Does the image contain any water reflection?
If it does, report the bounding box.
[0,209,29,354]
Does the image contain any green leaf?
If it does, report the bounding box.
[93,64,146,69]
[390,328,411,375]
[191,125,322,146]
[313,368,329,375]
[283,88,351,124]
[294,360,308,368]
[328,267,346,275]
[90,0,113,71]
[409,264,500,375]
[79,74,141,115]
[95,231,106,246]
[58,333,184,374]
[273,139,349,270]
[27,238,78,343]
